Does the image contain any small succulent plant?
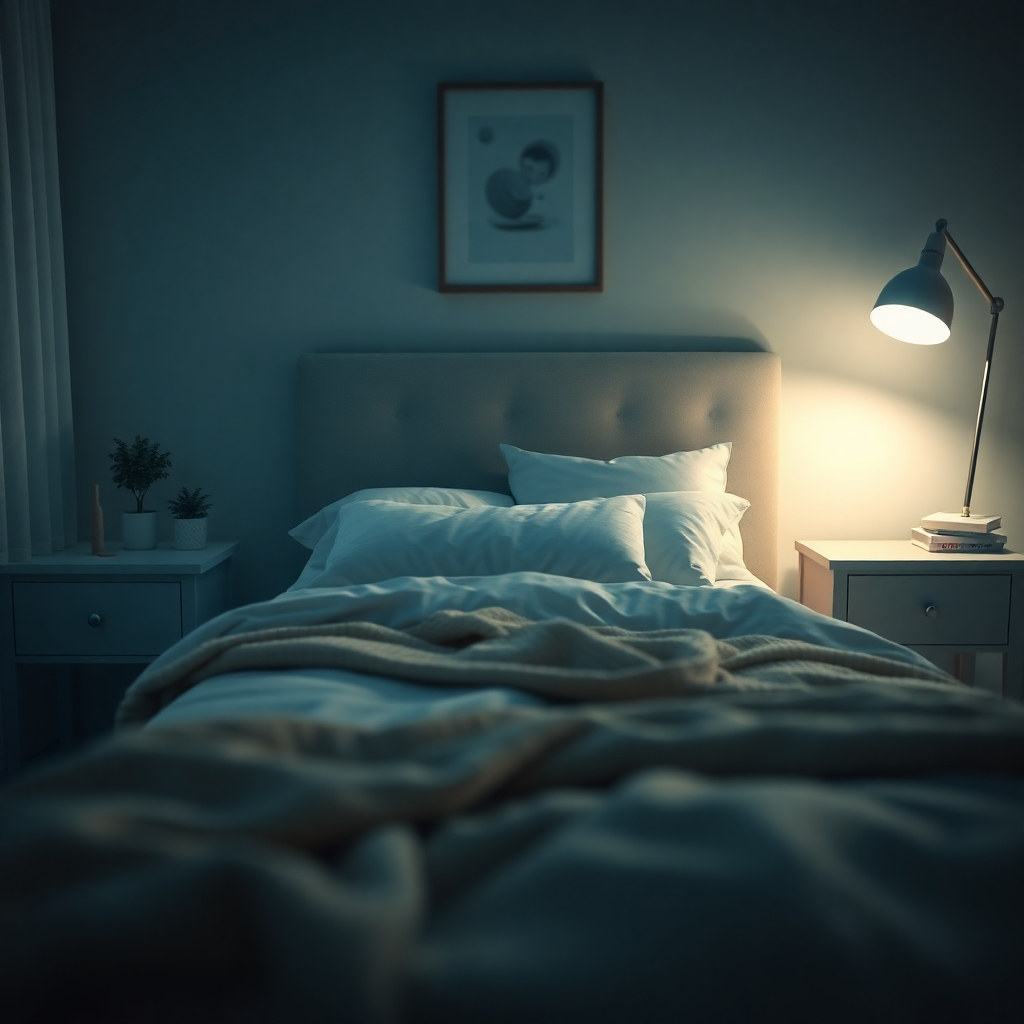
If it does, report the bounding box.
[167,486,213,520]
[109,435,172,512]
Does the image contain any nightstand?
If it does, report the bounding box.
[0,541,238,777]
[795,540,1024,700]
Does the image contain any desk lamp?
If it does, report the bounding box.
[870,219,1004,533]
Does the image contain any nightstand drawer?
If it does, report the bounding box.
[13,581,182,657]
[847,574,1011,646]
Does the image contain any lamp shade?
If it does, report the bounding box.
[870,231,954,345]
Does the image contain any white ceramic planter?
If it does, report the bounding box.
[122,511,158,550]
[174,517,208,550]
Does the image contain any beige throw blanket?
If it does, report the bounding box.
[5,611,1024,1024]
[117,606,954,726]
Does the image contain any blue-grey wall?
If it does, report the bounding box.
[51,0,1023,605]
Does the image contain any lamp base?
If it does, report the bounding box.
[920,511,1002,535]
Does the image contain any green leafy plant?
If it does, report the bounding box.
[108,435,172,513]
[168,486,213,520]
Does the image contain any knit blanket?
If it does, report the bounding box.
[116,605,953,725]
[3,609,1023,1023]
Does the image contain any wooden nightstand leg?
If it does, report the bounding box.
[0,666,19,778]
[55,665,77,751]
[953,653,976,687]
[0,580,20,778]
[1003,647,1023,702]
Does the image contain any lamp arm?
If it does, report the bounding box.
[932,220,1004,517]
[962,308,1001,516]
[936,219,1001,312]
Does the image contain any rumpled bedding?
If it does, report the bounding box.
[143,572,938,731]
[2,574,1023,1024]
[120,605,953,729]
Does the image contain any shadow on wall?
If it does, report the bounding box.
[306,334,770,354]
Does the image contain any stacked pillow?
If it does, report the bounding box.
[289,487,515,591]
[311,495,651,588]
[289,486,515,550]
[289,445,751,589]
[500,444,748,586]
[500,443,733,500]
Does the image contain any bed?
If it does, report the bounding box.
[2,352,1023,1024]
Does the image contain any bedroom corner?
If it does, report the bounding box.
[1,2,1023,1017]
[41,0,1021,609]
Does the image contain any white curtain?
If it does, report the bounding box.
[0,0,74,563]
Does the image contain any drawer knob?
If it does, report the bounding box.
[924,605,939,618]
[87,612,103,628]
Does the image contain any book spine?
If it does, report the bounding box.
[932,537,1005,545]
[932,534,996,540]
[921,519,1000,534]
[914,539,1005,552]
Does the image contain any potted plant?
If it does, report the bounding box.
[168,486,213,550]
[108,435,172,550]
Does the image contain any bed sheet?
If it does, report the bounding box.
[148,571,937,731]
[713,570,770,589]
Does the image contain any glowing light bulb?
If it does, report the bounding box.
[870,303,950,345]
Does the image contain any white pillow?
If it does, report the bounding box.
[501,443,731,503]
[289,487,514,550]
[716,524,749,581]
[308,495,652,588]
[289,514,345,591]
[499,443,749,583]
[643,492,749,586]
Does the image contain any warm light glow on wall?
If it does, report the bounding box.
[777,371,977,597]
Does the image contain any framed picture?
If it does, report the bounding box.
[438,81,603,292]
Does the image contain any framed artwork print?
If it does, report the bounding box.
[438,81,603,292]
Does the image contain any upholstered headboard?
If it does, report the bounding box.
[297,351,780,588]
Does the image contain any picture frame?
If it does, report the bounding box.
[438,81,603,293]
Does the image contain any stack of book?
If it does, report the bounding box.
[912,512,1006,553]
